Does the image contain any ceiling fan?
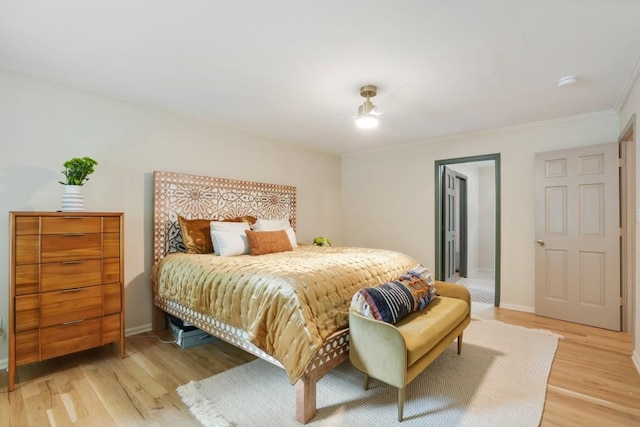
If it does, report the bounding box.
[313,83,409,133]
[355,85,380,129]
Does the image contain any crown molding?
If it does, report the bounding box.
[615,54,640,112]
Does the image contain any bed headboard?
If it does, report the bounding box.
[153,171,297,263]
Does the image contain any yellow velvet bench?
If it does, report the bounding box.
[349,281,471,421]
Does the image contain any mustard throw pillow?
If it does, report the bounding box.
[178,216,214,254]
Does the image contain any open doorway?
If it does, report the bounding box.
[435,154,501,307]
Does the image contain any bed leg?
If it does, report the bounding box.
[152,305,168,333]
[295,375,317,424]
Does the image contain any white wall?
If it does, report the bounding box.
[619,71,640,372]
[0,68,342,367]
[342,112,620,312]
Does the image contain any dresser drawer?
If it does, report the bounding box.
[15,235,39,265]
[103,258,120,284]
[41,318,102,360]
[103,217,120,233]
[41,234,102,263]
[103,313,121,344]
[14,217,39,236]
[15,295,39,331]
[41,259,102,292]
[15,329,39,366]
[103,232,120,258]
[103,282,121,314]
[15,264,39,295]
[41,217,101,234]
[41,285,102,327]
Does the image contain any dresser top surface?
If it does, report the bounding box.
[10,211,123,217]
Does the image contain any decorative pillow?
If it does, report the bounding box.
[283,227,298,249]
[178,216,215,254]
[350,265,436,324]
[245,229,293,255]
[210,220,250,232]
[251,219,297,248]
[224,215,257,225]
[209,221,250,255]
[210,230,250,257]
[252,218,291,231]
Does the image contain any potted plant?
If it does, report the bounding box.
[59,156,98,186]
[59,156,98,211]
[313,236,332,247]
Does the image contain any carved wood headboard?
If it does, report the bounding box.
[153,170,296,263]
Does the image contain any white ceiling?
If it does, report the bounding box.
[2,1,640,154]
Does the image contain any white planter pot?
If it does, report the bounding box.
[61,185,84,212]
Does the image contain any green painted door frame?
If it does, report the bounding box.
[434,153,501,307]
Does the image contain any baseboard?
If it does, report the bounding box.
[0,357,7,370]
[499,303,535,313]
[125,323,152,336]
[632,350,640,375]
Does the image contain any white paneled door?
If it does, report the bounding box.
[534,143,620,331]
[443,166,457,283]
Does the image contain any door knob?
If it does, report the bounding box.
[535,240,545,247]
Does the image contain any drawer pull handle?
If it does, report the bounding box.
[61,217,84,219]
[62,260,84,264]
[62,319,84,326]
[62,233,85,237]
[61,287,84,293]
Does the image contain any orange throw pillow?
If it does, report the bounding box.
[245,229,293,255]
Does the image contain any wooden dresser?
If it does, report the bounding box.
[8,211,125,391]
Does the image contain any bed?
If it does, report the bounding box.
[150,171,418,423]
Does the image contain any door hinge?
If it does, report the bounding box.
[620,297,626,307]
[618,158,624,168]
[620,227,624,237]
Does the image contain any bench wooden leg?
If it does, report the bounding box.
[364,373,370,390]
[398,386,405,421]
[457,332,463,355]
[295,375,317,424]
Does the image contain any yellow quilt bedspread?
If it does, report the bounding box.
[151,245,417,383]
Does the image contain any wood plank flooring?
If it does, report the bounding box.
[1,308,639,426]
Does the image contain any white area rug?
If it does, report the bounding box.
[177,320,560,426]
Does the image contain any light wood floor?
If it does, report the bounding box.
[2,308,640,426]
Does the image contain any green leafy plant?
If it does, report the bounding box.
[313,236,332,247]
[59,157,98,186]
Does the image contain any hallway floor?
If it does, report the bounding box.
[455,270,495,305]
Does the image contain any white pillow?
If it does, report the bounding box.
[209,221,250,256]
[210,230,250,257]
[210,221,250,232]
[252,219,297,248]
[283,227,298,249]
[252,218,290,231]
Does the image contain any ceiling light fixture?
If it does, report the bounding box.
[356,85,379,129]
